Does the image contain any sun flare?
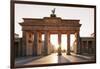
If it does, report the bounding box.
[42,34,75,51]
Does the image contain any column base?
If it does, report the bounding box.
[76,52,81,55]
[32,54,37,56]
[58,53,62,56]
[43,53,48,56]
[57,49,62,56]
[74,51,81,54]
[43,54,48,56]
[66,53,71,55]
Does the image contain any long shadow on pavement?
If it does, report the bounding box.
[58,55,71,63]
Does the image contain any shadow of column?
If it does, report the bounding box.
[58,55,71,63]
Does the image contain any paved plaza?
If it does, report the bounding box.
[15,53,94,66]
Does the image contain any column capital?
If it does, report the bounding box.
[75,31,79,34]
[67,32,70,35]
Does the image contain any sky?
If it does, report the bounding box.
[15,4,94,50]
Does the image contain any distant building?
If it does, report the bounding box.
[72,33,95,55]
[80,37,95,55]
[14,33,22,58]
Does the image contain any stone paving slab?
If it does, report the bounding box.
[15,56,44,66]
[24,53,94,65]
[15,53,95,66]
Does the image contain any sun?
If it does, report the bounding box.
[50,34,67,50]
[50,34,75,51]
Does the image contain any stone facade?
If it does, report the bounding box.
[19,13,81,56]
[14,34,22,57]
[80,37,95,55]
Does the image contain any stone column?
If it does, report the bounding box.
[22,31,27,56]
[44,31,50,55]
[87,41,89,54]
[67,33,71,55]
[58,32,62,56]
[48,34,51,54]
[17,39,20,57]
[33,32,42,56]
[33,31,38,56]
[37,32,42,55]
[79,39,82,54]
[26,32,33,56]
[92,40,95,54]
[74,32,80,54]
[81,41,84,53]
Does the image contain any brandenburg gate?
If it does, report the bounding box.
[19,9,81,56]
